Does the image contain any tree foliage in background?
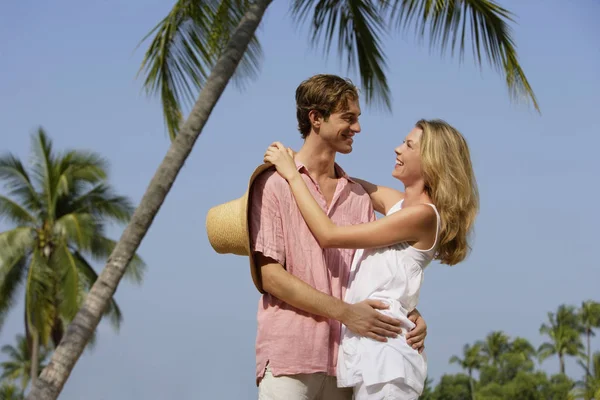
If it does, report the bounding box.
[0,129,145,390]
[422,301,600,400]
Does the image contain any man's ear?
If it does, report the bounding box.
[308,110,322,129]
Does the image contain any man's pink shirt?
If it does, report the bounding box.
[249,162,375,383]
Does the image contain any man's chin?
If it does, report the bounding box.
[337,145,353,155]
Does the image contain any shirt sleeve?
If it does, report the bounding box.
[249,171,286,266]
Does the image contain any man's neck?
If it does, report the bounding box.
[295,137,338,180]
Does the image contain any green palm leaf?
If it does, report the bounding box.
[30,129,57,221]
[386,0,539,111]
[67,183,134,223]
[54,151,109,203]
[537,342,556,362]
[50,244,81,321]
[0,334,49,393]
[137,0,263,140]
[0,195,37,226]
[0,228,33,330]
[291,0,391,109]
[0,255,28,322]
[53,212,99,251]
[24,249,54,347]
[0,154,40,212]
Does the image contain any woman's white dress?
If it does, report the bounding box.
[336,200,440,399]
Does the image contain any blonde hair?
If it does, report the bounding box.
[417,119,479,265]
[295,74,359,139]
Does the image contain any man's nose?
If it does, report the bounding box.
[351,121,361,133]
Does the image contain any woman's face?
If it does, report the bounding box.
[392,127,424,185]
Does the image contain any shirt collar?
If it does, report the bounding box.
[294,160,356,184]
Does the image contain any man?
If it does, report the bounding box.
[249,74,427,399]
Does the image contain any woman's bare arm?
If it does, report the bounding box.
[352,177,404,215]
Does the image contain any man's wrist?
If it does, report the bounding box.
[332,300,350,324]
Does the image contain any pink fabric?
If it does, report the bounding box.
[249,162,375,384]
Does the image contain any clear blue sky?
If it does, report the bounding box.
[1,0,599,398]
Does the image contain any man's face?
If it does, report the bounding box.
[315,99,361,154]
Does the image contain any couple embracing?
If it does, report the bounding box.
[206,74,479,400]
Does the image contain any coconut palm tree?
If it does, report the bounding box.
[506,336,537,366]
[578,300,600,385]
[538,305,585,375]
[573,352,600,400]
[26,1,539,398]
[479,330,510,367]
[1,334,49,393]
[0,129,145,390]
[450,342,485,400]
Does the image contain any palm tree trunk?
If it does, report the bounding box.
[559,353,565,375]
[469,369,475,400]
[25,0,272,399]
[30,331,39,391]
[586,330,591,382]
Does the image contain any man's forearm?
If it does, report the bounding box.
[262,262,348,322]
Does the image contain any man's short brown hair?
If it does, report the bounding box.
[295,74,359,139]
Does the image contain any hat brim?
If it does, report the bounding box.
[245,163,276,294]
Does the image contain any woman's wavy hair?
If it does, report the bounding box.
[417,119,479,265]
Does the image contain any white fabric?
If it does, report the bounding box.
[337,199,440,398]
[354,378,420,400]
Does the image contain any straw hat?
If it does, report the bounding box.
[205,162,275,293]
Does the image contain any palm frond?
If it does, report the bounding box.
[449,355,462,365]
[53,151,109,204]
[24,249,55,347]
[50,244,81,321]
[386,0,539,111]
[0,334,28,364]
[0,154,41,212]
[290,0,391,109]
[53,212,99,251]
[0,254,28,327]
[57,150,108,183]
[0,333,49,393]
[537,342,556,362]
[0,228,32,330]
[0,195,37,226]
[204,0,263,91]
[71,251,123,330]
[0,361,24,382]
[31,128,57,221]
[580,300,600,334]
[66,183,134,223]
[137,0,263,139]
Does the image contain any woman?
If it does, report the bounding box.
[263,119,479,400]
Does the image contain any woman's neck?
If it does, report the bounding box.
[402,182,432,207]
